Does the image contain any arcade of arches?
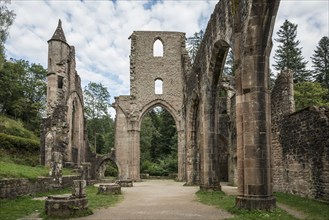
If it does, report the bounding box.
[42,1,287,210]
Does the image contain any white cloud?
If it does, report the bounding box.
[4,0,329,106]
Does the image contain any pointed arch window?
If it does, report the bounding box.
[153,39,164,57]
[155,78,163,95]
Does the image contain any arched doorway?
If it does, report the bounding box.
[139,106,178,178]
[98,159,119,180]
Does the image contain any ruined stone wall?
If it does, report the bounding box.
[0,175,80,199]
[184,0,280,209]
[41,20,89,169]
[271,70,329,200]
[114,31,188,181]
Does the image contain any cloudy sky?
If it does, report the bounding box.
[4,0,329,111]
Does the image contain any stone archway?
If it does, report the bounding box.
[113,31,188,181]
[137,100,183,180]
[95,153,119,180]
[184,0,280,210]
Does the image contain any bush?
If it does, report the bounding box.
[141,156,178,176]
[0,133,39,153]
[0,114,38,140]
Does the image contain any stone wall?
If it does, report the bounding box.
[113,31,188,181]
[0,175,80,199]
[271,70,329,200]
[40,20,90,170]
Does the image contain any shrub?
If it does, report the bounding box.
[0,115,38,140]
[0,133,39,153]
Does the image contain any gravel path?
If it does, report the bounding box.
[77,179,233,220]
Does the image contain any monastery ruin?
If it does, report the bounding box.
[39,0,329,210]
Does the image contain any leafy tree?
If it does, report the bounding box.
[140,107,178,176]
[0,59,46,134]
[84,82,110,120]
[294,82,329,110]
[273,19,310,83]
[83,82,113,153]
[186,30,204,63]
[311,36,329,90]
[0,0,15,69]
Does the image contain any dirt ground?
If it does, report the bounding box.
[76,179,233,220]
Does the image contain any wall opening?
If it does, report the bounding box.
[153,39,164,57]
[98,159,119,180]
[155,78,163,94]
[58,75,64,89]
[140,106,178,178]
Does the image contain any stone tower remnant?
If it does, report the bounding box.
[40,20,89,172]
[113,31,188,181]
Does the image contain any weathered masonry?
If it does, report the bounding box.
[113,31,187,181]
[271,70,329,200]
[183,0,280,209]
[40,0,285,211]
[40,20,89,169]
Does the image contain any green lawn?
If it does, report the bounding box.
[275,192,329,220]
[0,160,76,180]
[196,190,329,220]
[0,186,123,220]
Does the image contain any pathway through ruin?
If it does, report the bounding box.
[77,179,233,220]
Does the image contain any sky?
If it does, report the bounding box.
[4,0,329,115]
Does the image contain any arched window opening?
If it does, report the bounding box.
[155,79,163,95]
[153,39,164,57]
[99,160,119,180]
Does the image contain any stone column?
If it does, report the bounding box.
[177,129,186,181]
[129,129,140,181]
[234,1,279,210]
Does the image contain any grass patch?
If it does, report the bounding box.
[0,114,38,140]
[0,160,76,180]
[196,191,296,220]
[275,192,329,219]
[0,185,122,220]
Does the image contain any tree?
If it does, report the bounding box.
[0,0,15,69]
[273,19,310,83]
[311,36,329,90]
[294,82,329,110]
[140,106,178,176]
[84,82,111,119]
[0,59,46,134]
[186,30,204,63]
[83,82,113,153]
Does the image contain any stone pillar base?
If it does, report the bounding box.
[236,196,276,210]
[200,184,221,191]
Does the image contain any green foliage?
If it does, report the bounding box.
[273,19,310,83]
[84,82,114,154]
[0,160,49,179]
[196,191,296,220]
[0,59,47,135]
[104,161,118,177]
[275,192,329,219]
[186,30,204,63]
[84,82,111,120]
[0,114,38,140]
[294,82,329,110]
[0,133,39,153]
[0,0,15,69]
[311,36,329,90]
[0,149,76,179]
[140,107,178,176]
